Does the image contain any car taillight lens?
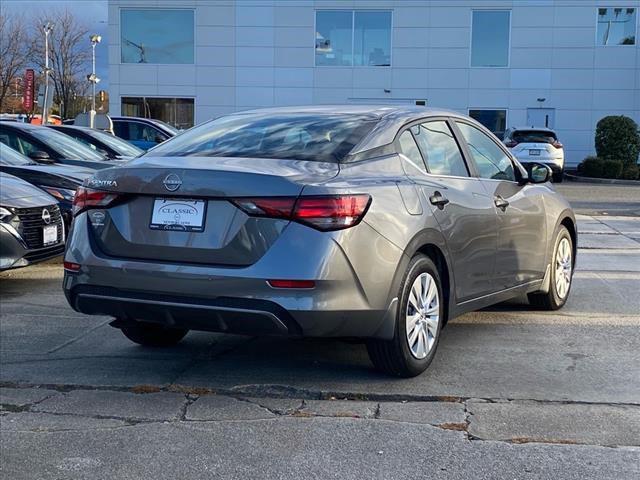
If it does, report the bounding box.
[72,186,120,216]
[232,194,371,231]
[552,140,563,149]
[505,141,518,148]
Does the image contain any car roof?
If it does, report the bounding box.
[509,126,557,132]
[230,105,474,154]
[0,121,39,130]
[235,104,463,122]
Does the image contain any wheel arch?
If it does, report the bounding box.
[558,211,577,268]
[398,228,455,325]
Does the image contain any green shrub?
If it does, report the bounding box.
[595,116,640,167]
[601,159,623,179]
[579,156,604,178]
[621,164,639,180]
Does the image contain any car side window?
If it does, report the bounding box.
[456,122,516,182]
[413,121,469,177]
[398,129,426,173]
[113,121,129,140]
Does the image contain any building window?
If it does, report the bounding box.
[471,10,511,67]
[469,109,507,140]
[121,97,194,129]
[316,11,391,67]
[121,9,194,64]
[597,7,636,45]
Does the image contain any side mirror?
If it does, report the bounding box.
[524,162,552,184]
[28,151,54,163]
[154,135,166,144]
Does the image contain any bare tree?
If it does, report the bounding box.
[0,14,34,112]
[32,10,91,119]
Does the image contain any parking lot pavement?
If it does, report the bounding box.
[556,182,640,217]
[1,215,639,478]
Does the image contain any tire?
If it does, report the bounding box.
[120,321,188,347]
[552,171,564,183]
[367,255,445,377]
[528,226,573,310]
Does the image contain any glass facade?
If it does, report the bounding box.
[597,7,636,45]
[121,97,195,129]
[316,11,392,66]
[471,10,511,67]
[121,9,194,64]
[469,109,507,140]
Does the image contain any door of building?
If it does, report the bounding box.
[526,108,555,129]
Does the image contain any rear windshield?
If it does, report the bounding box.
[147,113,378,163]
[512,130,557,144]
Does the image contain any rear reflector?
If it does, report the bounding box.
[267,279,315,289]
[72,187,121,216]
[63,261,81,272]
[232,194,371,231]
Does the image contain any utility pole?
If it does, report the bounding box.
[42,22,53,125]
[87,34,102,128]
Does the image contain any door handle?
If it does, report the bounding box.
[494,196,509,211]
[429,191,449,209]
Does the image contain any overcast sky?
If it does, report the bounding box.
[4,0,109,87]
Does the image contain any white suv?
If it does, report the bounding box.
[504,127,565,182]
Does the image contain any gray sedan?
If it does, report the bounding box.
[62,106,576,377]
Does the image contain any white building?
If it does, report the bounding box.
[107,0,640,166]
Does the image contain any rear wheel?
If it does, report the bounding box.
[120,321,188,347]
[367,255,444,377]
[528,226,573,310]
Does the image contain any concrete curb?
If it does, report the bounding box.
[565,173,640,186]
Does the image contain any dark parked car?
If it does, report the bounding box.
[63,106,576,377]
[1,172,65,271]
[111,116,177,151]
[0,122,117,170]
[49,125,143,160]
[0,144,93,228]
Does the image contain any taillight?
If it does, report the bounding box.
[293,195,371,230]
[72,186,120,216]
[232,194,371,231]
[552,140,563,149]
[505,141,518,148]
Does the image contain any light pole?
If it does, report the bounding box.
[42,22,53,125]
[87,34,101,128]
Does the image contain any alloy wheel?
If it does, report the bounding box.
[555,237,572,299]
[406,272,439,359]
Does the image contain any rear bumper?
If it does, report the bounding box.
[63,216,402,339]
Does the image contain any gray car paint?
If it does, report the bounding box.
[63,106,576,339]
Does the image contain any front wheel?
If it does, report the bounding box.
[528,226,573,310]
[120,321,188,347]
[367,255,445,377]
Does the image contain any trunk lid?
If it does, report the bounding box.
[85,156,339,266]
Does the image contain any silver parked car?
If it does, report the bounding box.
[63,106,576,377]
[504,127,565,182]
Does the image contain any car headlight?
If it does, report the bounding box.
[42,187,76,202]
[0,206,20,230]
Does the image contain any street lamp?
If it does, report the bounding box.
[42,23,53,125]
[87,34,102,128]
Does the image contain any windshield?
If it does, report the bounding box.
[30,127,105,161]
[153,119,179,135]
[86,129,143,156]
[0,144,33,166]
[512,130,557,144]
[147,113,378,163]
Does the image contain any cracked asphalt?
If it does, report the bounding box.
[1,186,639,479]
